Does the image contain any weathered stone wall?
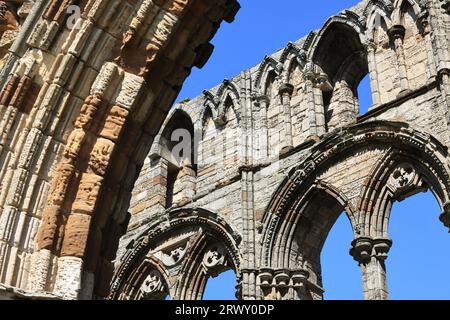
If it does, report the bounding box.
[0,0,240,300]
[114,0,450,301]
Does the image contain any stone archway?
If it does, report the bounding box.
[259,121,450,300]
[110,207,242,300]
[0,0,240,299]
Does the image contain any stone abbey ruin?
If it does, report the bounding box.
[0,0,449,300]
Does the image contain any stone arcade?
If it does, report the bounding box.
[0,0,449,300]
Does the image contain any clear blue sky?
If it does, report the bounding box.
[184,1,450,300]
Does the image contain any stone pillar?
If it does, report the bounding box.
[350,237,392,300]
[279,83,294,154]
[367,41,381,106]
[313,74,328,137]
[304,71,319,139]
[241,168,257,299]
[254,95,269,163]
[388,25,410,95]
[304,69,329,136]
[418,11,438,80]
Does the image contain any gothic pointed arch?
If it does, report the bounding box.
[216,79,241,123]
[258,121,450,299]
[149,107,195,165]
[364,1,393,40]
[392,0,424,25]
[357,145,450,239]
[109,208,242,300]
[308,12,369,128]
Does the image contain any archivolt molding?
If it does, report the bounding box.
[362,0,394,19]
[357,147,450,238]
[307,11,367,61]
[254,55,283,94]
[110,207,242,300]
[260,121,450,268]
[279,42,308,83]
[392,0,425,25]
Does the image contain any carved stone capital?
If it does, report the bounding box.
[387,25,406,42]
[278,83,294,96]
[140,270,167,300]
[350,237,392,264]
[257,268,323,300]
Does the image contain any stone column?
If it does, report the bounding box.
[367,41,381,106]
[304,71,319,139]
[388,25,410,95]
[313,74,329,137]
[418,12,438,80]
[254,95,269,163]
[304,70,328,138]
[279,83,294,154]
[241,169,257,299]
[350,237,392,300]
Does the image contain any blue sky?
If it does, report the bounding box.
[183,1,450,300]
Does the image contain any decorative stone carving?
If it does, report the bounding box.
[47,163,75,206]
[72,174,103,215]
[256,268,321,300]
[202,245,229,277]
[75,94,103,130]
[140,270,167,299]
[161,244,188,267]
[387,163,424,197]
